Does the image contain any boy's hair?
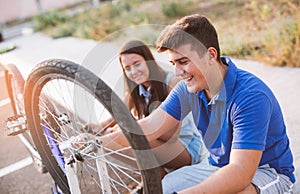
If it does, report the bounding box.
[156,14,221,61]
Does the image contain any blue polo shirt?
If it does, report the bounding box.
[160,57,295,183]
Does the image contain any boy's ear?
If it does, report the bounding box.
[207,47,216,59]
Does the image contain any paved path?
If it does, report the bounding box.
[0,32,299,193]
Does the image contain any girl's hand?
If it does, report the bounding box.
[105,124,121,134]
[82,123,103,135]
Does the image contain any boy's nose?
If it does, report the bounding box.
[174,65,184,76]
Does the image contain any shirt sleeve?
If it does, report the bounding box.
[231,91,272,150]
[160,81,191,121]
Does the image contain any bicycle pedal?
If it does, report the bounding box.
[5,115,27,136]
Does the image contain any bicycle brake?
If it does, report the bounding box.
[67,153,84,165]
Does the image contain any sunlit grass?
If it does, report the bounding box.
[32,0,300,67]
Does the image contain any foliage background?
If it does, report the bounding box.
[33,0,300,67]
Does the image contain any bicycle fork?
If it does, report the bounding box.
[64,142,113,194]
[45,124,112,194]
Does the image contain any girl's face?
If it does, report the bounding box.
[121,53,150,87]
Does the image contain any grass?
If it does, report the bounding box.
[31,0,300,67]
[0,44,16,54]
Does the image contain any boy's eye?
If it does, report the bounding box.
[179,60,188,65]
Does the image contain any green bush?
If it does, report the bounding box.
[34,11,67,31]
[42,22,75,38]
[109,2,131,18]
[162,2,188,18]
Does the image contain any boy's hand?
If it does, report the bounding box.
[70,133,95,151]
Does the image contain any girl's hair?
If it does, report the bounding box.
[119,40,168,119]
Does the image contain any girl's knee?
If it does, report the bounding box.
[162,173,180,194]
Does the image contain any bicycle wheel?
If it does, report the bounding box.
[24,59,162,194]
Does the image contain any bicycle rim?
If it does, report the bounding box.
[24,59,162,194]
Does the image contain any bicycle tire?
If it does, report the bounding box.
[24,59,162,194]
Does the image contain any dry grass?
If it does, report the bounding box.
[213,0,300,67]
[33,0,300,67]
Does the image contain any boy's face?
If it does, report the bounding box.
[167,44,209,93]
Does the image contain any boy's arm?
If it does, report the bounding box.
[101,108,181,147]
[139,108,181,141]
[178,149,262,194]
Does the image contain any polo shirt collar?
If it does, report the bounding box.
[196,56,237,104]
[139,84,151,97]
[222,56,237,102]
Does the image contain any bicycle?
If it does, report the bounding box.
[22,59,162,193]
